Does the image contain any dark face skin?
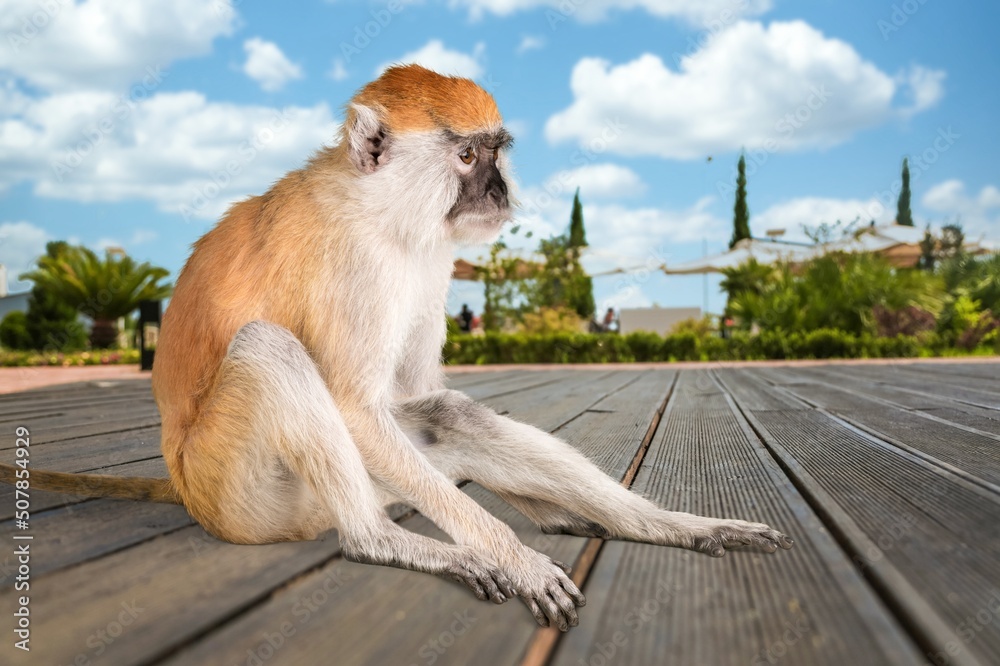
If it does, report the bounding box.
[446,128,513,224]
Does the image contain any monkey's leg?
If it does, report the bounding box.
[395,390,793,557]
[181,321,514,603]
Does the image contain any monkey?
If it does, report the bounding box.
[0,65,792,631]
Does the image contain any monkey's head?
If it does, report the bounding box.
[340,65,515,246]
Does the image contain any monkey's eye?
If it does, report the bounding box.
[492,147,499,161]
[459,147,475,164]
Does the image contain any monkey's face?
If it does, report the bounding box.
[443,129,515,245]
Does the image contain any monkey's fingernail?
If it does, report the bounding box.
[712,546,725,557]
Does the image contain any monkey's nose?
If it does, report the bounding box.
[487,177,508,208]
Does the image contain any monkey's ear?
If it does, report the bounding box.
[347,103,390,174]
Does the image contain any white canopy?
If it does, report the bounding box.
[663,223,988,275]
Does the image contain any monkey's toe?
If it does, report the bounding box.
[691,519,793,557]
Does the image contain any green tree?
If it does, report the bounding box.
[20,245,172,348]
[529,235,595,320]
[24,241,87,351]
[528,191,595,320]
[918,224,936,271]
[477,239,525,332]
[939,222,965,259]
[730,152,751,248]
[896,158,913,226]
[568,188,587,249]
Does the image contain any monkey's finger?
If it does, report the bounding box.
[495,571,517,599]
[549,586,579,627]
[525,597,549,627]
[455,571,487,601]
[557,573,586,607]
[479,574,506,604]
[538,592,569,632]
[551,558,572,574]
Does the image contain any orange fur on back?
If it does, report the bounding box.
[353,64,502,135]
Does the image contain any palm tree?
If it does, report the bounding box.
[20,246,172,348]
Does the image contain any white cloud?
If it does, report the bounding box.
[451,0,771,24]
[0,90,338,220]
[514,185,726,266]
[0,221,50,293]
[922,180,1000,238]
[328,58,349,81]
[897,65,946,118]
[543,163,646,199]
[0,0,236,91]
[751,196,896,241]
[243,38,303,92]
[95,229,159,251]
[517,35,544,53]
[377,40,485,79]
[546,21,945,159]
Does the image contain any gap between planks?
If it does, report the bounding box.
[519,372,678,666]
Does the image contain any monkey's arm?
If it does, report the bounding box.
[0,463,181,504]
[339,405,584,629]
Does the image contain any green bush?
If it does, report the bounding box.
[0,312,32,350]
[443,330,983,364]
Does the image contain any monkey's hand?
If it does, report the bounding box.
[439,547,517,605]
[500,547,586,631]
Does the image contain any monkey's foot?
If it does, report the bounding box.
[503,548,586,631]
[670,515,794,557]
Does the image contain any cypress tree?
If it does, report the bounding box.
[568,188,587,249]
[897,158,913,226]
[730,153,751,248]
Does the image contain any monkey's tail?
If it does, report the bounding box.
[0,463,182,505]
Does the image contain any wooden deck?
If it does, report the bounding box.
[2,362,1000,666]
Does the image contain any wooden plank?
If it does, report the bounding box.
[753,369,1000,491]
[714,368,808,410]
[461,369,583,402]
[0,498,192,577]
[156,371,673,666]
[906,362,1000,382]
[818,364,1000,410]
[0,370,661,666]
[732,393,1000,665]
[552,370,921,666]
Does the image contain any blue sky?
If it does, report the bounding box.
[1,0,997,317]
